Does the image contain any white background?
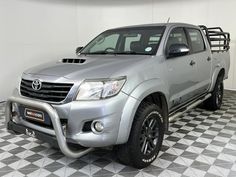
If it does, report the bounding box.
[0,0,236,101]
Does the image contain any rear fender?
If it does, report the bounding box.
[209,52,229,92]
[209,65,226,92]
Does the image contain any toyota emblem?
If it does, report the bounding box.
[32,79,42,91]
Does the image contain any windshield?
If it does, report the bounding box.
[80,26,166,55]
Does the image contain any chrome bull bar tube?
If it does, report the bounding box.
[5,96,94,158]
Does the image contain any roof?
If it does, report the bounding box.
[109,23,199,30]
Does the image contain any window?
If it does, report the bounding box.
[166,27,188,51]
[89,34,119,53]
[81,26,166,55]
[124,34,141,51]
[148,34,162,45]
[187,28,205,53]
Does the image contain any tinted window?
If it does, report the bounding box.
[124,34,141,51]
[89,34,119,53]
[81,26,166,55]
[166,27,188,51]
[148,34,162,45]
[187,28,205,53]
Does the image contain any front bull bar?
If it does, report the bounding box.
[5,96,94,158]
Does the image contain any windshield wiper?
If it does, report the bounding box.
[82,51,116,55]
[114,51,149,55]
[81,51,151,55]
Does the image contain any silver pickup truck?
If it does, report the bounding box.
[5,23,230,168]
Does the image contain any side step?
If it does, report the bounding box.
[169,94,212,122]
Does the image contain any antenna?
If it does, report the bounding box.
[167,17,170,23]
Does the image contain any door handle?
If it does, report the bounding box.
[207,57,211,61]
[190,60,196,66]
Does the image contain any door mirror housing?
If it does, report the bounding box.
[167,44,190,58]
[76,47,83,54]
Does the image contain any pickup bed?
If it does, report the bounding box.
[5,23,230,168]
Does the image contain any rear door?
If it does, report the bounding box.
[165,27,198,110]
[185,28,212,95]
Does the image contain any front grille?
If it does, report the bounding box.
[20,79,73,102]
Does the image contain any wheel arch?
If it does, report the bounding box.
[209,67,225,92]
[116,79,169,144]
[140,92,169,131]
[218,68,225,78]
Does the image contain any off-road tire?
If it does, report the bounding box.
[115,103,164,169]
[204,75,224,111]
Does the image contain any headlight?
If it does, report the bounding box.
[76,77,126,100]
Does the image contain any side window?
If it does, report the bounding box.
[90,34,119,52]
[166,27,188,52]
[186,28,205,53]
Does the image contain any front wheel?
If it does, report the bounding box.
[115,103,164,169]
[204,76,224,110]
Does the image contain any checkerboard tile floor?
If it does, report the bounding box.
[0,90,236,177]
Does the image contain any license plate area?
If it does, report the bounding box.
[18,105,52,127]
[24,108,44,122]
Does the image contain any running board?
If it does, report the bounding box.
[169,93,212,122]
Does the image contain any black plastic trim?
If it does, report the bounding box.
[7,121,59,147]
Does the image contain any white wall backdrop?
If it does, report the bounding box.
[0,0,79,101]
[0,0,236,101]
[76,0,236,90]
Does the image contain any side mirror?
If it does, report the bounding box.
[76,46,83,54]
[167,44,190,58]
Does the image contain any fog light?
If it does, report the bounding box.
[93,121,104,133]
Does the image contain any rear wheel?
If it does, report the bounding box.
[204,75,224,110]
[115,103,164,169]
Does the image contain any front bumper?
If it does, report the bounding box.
[7,120,59,147]
[6,96,95,158]
[6,89,129,147]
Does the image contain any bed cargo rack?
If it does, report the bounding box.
[199,25,230,53]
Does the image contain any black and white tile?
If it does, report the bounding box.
[0,90,236,177]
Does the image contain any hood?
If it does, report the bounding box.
[24,55,151,80]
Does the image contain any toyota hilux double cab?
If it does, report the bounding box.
[6,23,230,168]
